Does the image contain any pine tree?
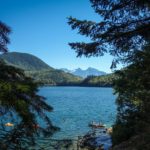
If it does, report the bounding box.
[0,21,11,52]
[0,21,58,149]
[68,0,150,67]
[112,44,150,145]
[68,0,150,146]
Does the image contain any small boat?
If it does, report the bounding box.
[89,122,106,128]
[5,122,14,127]
[106,127,113,134]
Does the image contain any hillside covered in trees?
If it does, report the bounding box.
[0,52,82,85]
[80,74,115,87]
[0,52,114,87]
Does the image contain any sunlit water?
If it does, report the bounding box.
[38,86,117,140]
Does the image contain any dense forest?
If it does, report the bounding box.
[80,74,115,87]
[68,0,150,149]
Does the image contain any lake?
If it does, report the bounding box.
[38,86,117,140]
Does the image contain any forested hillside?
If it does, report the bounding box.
[80,74,116,87]
[26,70,82,85]
[0,52,82,85]
[0,52,115,87]
[0,52,52,70]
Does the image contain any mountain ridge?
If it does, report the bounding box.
[0,52,53,71]
[61,67,107,78]
[0,52,113,87]
[0,52,82,85]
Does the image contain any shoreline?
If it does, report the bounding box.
[39,84,113,88]
[45,127,113,150]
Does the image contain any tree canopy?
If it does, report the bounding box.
[0,21,11,53]
[112,44,150,146]
[68,0,150,148]
[68,0,150,67]
[0,22,58,149]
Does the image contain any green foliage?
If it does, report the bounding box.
[26,69,81,85]
[112,45,150,145]
[0,22,58,149]
[0,21,11,52]
[68,0,150,147]
[68,0,150,67]
[0,61,58,149]
[80,74,116,87]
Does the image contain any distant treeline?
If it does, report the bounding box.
[25,69,82,86]
[30,71,116,87]
[79,74,115,87]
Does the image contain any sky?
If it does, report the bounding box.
[0,0,117,73]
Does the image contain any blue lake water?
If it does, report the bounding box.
[38,86,117,140]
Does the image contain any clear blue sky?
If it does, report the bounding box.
[0,0,117,73]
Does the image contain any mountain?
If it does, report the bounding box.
[60,68,72,73]
[61,67,107,78]
[0,52,52,71]
[0,52,114,87]
[0,52,82,85]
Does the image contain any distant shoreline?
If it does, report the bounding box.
[39,84,113,88]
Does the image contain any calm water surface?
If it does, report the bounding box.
[38,86,117,140]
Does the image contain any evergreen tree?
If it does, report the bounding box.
[68,0,150,66]
[0,22,58,149]
[0,21,11,52]
[68,0,150,146]
[112,44,150,146]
